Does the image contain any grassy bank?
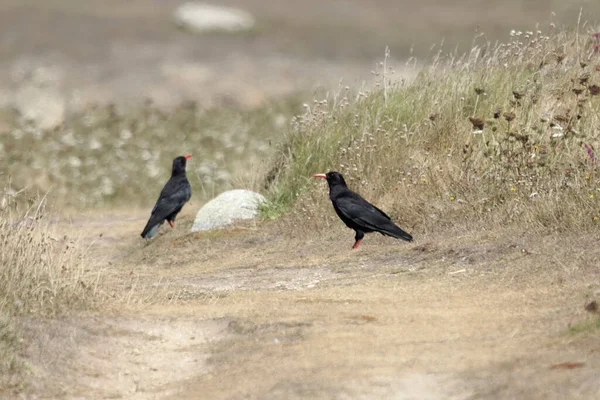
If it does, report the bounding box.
[265,27,600,236]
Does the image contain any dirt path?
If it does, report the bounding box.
[26,210,600,399]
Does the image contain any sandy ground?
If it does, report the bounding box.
[12,206,600,399]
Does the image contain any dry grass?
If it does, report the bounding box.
[0,186,99,393]
[0,194,95,316]
[265,25,600,238]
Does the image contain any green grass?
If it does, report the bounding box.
[264,27,600,234]
[568,316,600,335]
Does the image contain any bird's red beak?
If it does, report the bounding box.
[184,154,192,159]
[312,173,327,179]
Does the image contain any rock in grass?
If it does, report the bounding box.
[173,3,255,34]
[192,189,265,232]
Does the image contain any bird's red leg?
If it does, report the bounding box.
[168,221,175,228]
[352,239,362,249]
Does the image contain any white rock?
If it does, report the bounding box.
[192,189,265,232]
[173,3,255,34]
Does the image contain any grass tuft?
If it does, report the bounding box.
[567,316,600,335]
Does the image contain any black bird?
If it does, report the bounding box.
[313,171,413,249]
[141,154,192,239]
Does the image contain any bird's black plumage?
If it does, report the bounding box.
[141,155,192,238]
[313,171,413,249]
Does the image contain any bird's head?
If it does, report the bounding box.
[312,171,348,188]
[172,154,192,175]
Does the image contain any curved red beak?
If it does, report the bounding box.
[312,173,327,179]
[184,154,192,159]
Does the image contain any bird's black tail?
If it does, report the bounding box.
[380,222,413,242]
[140,218,163,239]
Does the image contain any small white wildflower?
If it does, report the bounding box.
[215,170,231,182]
[89,138,102,150]
[120,128,132,140]
[11,129,24,140]
[147,163,160,178]
[32,128,44,139]
[274,114,286,127]
[61,130,77,146]
[68,156,81,168]
[101,177,115,196]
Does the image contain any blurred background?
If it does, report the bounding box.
[0,0,597,207]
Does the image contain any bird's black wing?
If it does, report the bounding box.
[334,193,412,241]
[153,184,190,218]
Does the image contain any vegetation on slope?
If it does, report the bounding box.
[265,27,600,235]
